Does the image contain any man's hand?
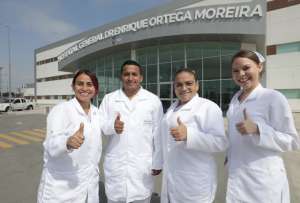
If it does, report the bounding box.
[114,113,124,134]
[67,123,85,150]
[236,109,259,136]
[170,117,187,141]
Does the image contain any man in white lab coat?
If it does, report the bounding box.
[99,60,163,203]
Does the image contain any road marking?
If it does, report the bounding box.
[21,130,45,138]
[0,133,30,145]
[9,132,43,142]
[0,141,12,149]
[33,129,46,133]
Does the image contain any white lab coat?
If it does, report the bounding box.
[226,84,300,203]
[160,94,228,203]
[37,98,102,203]
[99,88,163,203]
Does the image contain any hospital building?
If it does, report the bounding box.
[31,0,300,112]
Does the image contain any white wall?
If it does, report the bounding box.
[21,87,34,97]
[37,62,70,79]
[267,4,300,45]
[289,99,300,112]
[266,4,300,112]
[36,40,82,79]
[37,79,73,95]
[36,40,81,61]
[266,52,300,89]
[36,40,82,105]
[37,99,68,105]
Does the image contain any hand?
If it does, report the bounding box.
[236,109,259,136]
[170,117,187,141]
[114,113,124,134]
[66,123,85,150]
[151,169,162,176]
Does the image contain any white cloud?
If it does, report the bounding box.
[22,10,79,40]
[3,1,80,41]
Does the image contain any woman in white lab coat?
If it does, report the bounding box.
[37,70,102,203]
[160,68,228,203]
[226,50,299,203]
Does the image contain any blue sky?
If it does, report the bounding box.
[0,0,172,91]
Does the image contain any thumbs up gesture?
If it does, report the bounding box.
[170,117,187,141]
[114,113,124,134]
[235,109,259,135]
[67,123,85,150]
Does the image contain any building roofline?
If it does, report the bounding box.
[35,0,202,53]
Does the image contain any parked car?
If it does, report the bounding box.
[0,98,34,112]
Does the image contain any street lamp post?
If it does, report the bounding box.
[1,24,12,100]
[6,25,12,100]
[0,66,3,98]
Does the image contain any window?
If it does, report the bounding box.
[203,57,220,80]
[134,42,241,113]
[202,42,220,58]
[187,59,202,80]
[221,55,233,79]
[147,64,157,83]
[159,45,171,63]
[171,44,185,61]
[36,57,58,65]
[203,80,220,106]
[277,89,300,99]
[186,43,202,60]
[147,84,158,95]
[160,84,171,99]
[172,61,185,79]
[277,42,300,54]
[14,99,21,104]
[37,74,73,82]
[221,79,239,112]
[159,63,171,82]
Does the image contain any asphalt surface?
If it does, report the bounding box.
[0,110,299,203]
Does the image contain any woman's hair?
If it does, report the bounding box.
[174,68,198,81]
[231,49,265,65]
[72,69,99,96]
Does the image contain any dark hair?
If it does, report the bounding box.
[231,49,265,77]
[72,69,99,96]
[174,68,198,81]
[231,49,260,65]
[120,59,143,75]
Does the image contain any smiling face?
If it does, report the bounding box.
[121,64,143,96]
[72,73,96,106]
[232,57,262,93]
[174,71,199,105]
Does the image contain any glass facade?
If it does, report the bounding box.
[83,42,240,112]
[83,50,131,106]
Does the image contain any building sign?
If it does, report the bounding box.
[58,4,263,62]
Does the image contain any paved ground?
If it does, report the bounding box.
[105,113,300,203]
[213,113,300,203]
[0,110,300,203]
[284,113,300,203]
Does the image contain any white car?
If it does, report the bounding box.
[0,98,34,112]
